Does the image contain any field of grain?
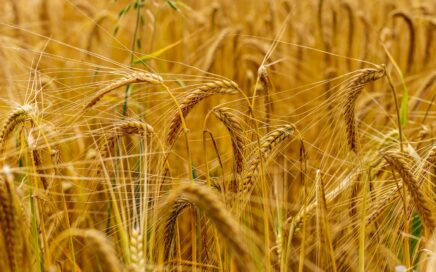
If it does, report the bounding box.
[0,0,435,271]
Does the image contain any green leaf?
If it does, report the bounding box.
[117,9,124,18]
[126,3,131,12]
[175,1,192,11]
[192,164,197,179]
[410,212,422,265]
[166,0,179,11]
[113,25,119,36]
[133,39,182,63]
[400,85,408,127]
[175,78,185,87]
[140,14,145,27]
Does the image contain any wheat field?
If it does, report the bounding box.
[0,0,435,271]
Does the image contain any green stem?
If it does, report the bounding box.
[122,0,143,116]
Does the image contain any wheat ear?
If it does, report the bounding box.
[99,120,154,160]
[82,229,123,272]
[166,79,239,146]
[50,229,123,272]
[0,176,20,271]
[163,198,191,259]
[343,66,385,152]
[241,124,296,193]
[258,65,273,132]
[160,182,255,271]
[212,107,245,175]
[0,105,34,152]
[82,72,163,113]
[129,227,145,272]
[383,151,436,235]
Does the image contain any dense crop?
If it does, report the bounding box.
[0,0,435,271]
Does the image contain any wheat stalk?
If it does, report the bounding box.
[0,175,20,271]
[166,79,239,146]
[0,105,34,152]
[424,20,435,66]
[315,169,337,272]
[341,1,355,70]
[343,65,385,152]
[358,13,370,68]
[212,107,245,175]
[50,229,123,272]
[160,182,255,271]
[99,120,154,160]
[82,72,163,113]
[241,124,296,193]
[163,198,191,259]
[80,229,123,272]
[258,65,273,132]
[383,151,436,236]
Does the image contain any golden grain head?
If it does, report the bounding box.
[0,1,435,271]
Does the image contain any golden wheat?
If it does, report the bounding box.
[343,66,385,152]
[166,79,240,146]
[383,151,435,236]
[241,124,296,193]
[82,72,163,114]
[160,182,255,271]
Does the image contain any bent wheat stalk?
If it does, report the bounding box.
[366,144,433,227]
[99,120,154,160]
[212,107,245,175]
[0,105,34,152]
[82,71,163,114]
[383,151,436,236]
[258,65,273,132]
[343,66,385,152]
[163,198,191,259]
[0,176,20,271]
[166,79,240,146]
[241,124,296,193]
[49,229,123,272]
[159,182,255,271]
